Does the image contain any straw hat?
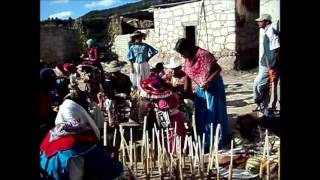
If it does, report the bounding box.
[130,30,146,38]
[255,14,271,22]
[102,60,125,73]
[164,56,182,69]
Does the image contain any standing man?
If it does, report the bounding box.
[253,14,280,114]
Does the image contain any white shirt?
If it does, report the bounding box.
[262,20,280,51]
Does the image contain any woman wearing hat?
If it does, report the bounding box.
[127,30,158,89]
[103,60,133,127]
[174,38,229,149]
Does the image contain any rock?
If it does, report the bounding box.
[227,13,235,20]
[212,44,221,51]
[189,14,198,21]
[184,7,195,15]
[181,15,189,22]
[226,34,236,43]
[215,36,225,44]
[217,55,236,71]
[225,42,235,50]
[225,20,235,27]
[211,21,221,28]
[167,25,174,32]
[164,11,173,19]
[205,5,213,12]
[213,30,221,36]
[220,14,226,20]
[228,26,236,33]
[207,14,217,22]
[173,9,183,16]
[220,27,228,36]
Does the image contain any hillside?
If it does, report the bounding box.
[81,0,155,19]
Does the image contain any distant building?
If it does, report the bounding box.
[113,0,280,70]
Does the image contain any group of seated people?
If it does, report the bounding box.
[39,55,193,179]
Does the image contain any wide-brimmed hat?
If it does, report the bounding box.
[164,56,182,69]
[102,60,125,73]
[77,64,97,72]
[130,30,146,38]
[140,76,172,99]
[255,14,271,22]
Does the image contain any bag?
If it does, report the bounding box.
[156,110,171,128]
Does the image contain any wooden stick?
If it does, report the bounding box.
[202,133,205,155]
[228,140,234,180]
[193,141,198,167]
[166,128,170,154]
[155,129,161,166]
[210,122,213,156]
[208,123,214,173]
[141,116,147,164]
[113,128,117,147]
[192,114,197,144]
[172,122,177,154]
[122,141,126,165]
[260,129,268,178]
[103,121,107,146]
[198,135,202,174]
[130,128,133,167]
[169,153,173,179]
[161,129,165,154]
[188,137,194,174]
[214,124,221,180]
[134,143,137,173]
[266,130,270,180]
[205,90,210,109]
[278,146,280,180]
[146,131,149,175]
[152,128,155,151]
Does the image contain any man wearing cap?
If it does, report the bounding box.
[127,30,158,89]
[253,14,280,114]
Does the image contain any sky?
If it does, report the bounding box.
[40,0,141,20]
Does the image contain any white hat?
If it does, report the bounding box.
[255,14,272,22]
[164,56,182,69]
[102,60,125,73]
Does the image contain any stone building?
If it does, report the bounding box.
[113,0,280,70]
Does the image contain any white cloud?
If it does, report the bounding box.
[49,0,69,4]
[85,0,115,8]
[49,11,72,19]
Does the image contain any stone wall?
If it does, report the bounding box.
[113,0,262,70]
[40,26,80,64]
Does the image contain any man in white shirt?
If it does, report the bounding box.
[253,14,280,114]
